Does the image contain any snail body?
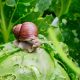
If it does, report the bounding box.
[13,22,40,52]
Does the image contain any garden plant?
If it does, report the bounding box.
[0,0,80,80]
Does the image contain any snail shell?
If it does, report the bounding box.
[13,24,22,39]
[13,22,38,41]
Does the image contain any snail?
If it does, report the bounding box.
[13,22,41,52]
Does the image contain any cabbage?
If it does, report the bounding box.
[0,42,70,80]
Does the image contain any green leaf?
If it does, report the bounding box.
[35,0,52,13]
[50,61,70,80]
[6,0,16,7]
[35,15,53,36]
[49,0,72,17]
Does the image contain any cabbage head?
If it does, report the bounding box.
[0,42,70,80]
